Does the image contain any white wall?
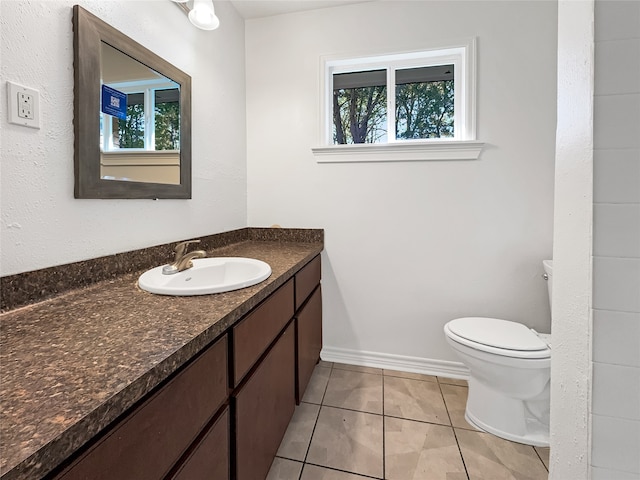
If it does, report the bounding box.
[246,0,558,368]
[591,1,640,478]
[549,1,594,478]
[0,0,247,276]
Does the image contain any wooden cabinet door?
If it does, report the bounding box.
[296,286,322,403]
[55,335,228,480]
[233,280,294,386]
[170,407,230,480]
[235,323,296,480]
[295,255,321,310]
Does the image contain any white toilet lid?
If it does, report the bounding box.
[447,317,549,352]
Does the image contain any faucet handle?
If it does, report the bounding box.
[174,239,201,259]
[163,240,203,275]
[175,250,207,272]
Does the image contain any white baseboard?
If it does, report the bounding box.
[320,346,469,380]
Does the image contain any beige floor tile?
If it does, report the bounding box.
[456,428,549,480]
[438,377,469,387]
[267,457,303,480]
[333,363,383,375]
[383,369,438,382]
[534,447,550,471]
[385,417,467,480]
[441,383,478,430]
[301,464,375,480]
[302,366,332,404]
[306,406,384,478]
[318,360,334,368]
[384,376,450,426]
[277,402,321,461]
[323,369,383,414]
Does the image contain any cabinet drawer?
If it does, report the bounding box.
[295,255,321,310]
[296,285,322,403]
[233,279,294,386]
[170,407,230,480]
[57,335,228,480]
[235,322,296,480]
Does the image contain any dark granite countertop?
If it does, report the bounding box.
[0,229,323,480]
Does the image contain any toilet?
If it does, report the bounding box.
[443,260,553,447]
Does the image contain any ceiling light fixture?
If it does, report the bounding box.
[171,0,220,31]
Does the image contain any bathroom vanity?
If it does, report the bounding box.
[0,228,323,480]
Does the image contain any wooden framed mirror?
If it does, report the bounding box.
[73,5,192,199]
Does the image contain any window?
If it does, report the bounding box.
[333,65,455,143]
[314,39,482,162]
[395,66,455,140]
[100,80,180,152]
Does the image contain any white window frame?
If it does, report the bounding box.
[101,78,180,153]
[312,38,483,163]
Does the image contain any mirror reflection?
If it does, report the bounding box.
[73,4,191,199]
[100,42,181,185]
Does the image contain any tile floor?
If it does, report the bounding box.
[267,361,550,480]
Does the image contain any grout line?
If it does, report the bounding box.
[383,372,439,383]
[594,91,640,98]
[382,374,386,479]
[320,365,333,404]
[439,380,471,480]
[319,403,384,417]
[437,378,469,387]
[333,365,383,373]
[298,363,334,473]
[301,406,321,465]
[533,447,550,473]
[592,254,640,261]
[381,412,453,428]
[303,461,384,479]
[320,403,383,417]
[451,429,471,480]
[593,307,640,314]
[318,403,459,431]
[275,454,305,463]
[593,146,640,150]
[593,202,640,206]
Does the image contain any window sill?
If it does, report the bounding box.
[312,140,484,163]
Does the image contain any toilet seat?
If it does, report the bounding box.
[445,317,551,359]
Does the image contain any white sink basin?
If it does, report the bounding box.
[138,257,272,296]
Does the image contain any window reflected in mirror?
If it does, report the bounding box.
[100,42,181,185]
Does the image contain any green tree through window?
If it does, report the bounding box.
[117,102,144,148]
[396,79,454,139]
[333,69,387,144]
[333,86,387,144]
[331,64,455,144]
[154,89,180,151]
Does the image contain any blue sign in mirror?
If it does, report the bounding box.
[101,84,127,120]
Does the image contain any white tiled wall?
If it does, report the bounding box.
[592,1,640,478]
[592,363,640,420]
[593,466,640,480]
[593,257,640,312]
[593,204,640,258]
[594,150,640,204]
[593,310,640,367]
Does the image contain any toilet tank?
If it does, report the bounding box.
[543,260,553,314]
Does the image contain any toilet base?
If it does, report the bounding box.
[465,378,550,447]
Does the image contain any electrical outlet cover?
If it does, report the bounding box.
[7,81,40,129]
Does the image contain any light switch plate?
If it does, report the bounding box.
[7,81,40,129]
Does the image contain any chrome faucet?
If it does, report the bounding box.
[162,240,206,275]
